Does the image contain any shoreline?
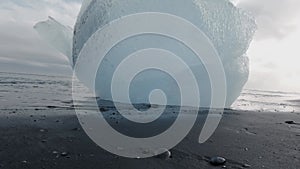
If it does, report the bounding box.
[0,107,299,169]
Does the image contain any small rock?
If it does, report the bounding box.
[155,150,172,160]
[21,160,28,164]
[52,151,58,154]
[243,164,251,168]
[244,148,249,151]
[72,127,80,131]
[61,152,68,157]
[100,107,108,112]
[210,156,226,166]
[47,106,56,109]
[285,121,296,124]
[41,139,47,143]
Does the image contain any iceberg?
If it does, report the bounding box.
[34,0,256,108]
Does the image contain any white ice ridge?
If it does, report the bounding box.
[34,16,73,66]
[34,0,256,108]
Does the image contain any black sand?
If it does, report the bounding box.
[0,107,299,169]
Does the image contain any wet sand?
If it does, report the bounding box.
[0,107,299,169]
[0,72,299,168]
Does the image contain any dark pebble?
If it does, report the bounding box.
[100,107,108,112]
[155,150,172,160]
[72,127,80,131]
[285,121,296,124]
[243,164,251,168]
[61,152,68,157]
[210,156,226,166]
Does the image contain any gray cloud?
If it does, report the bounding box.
[237,0,300,40]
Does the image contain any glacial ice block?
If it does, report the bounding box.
[35,0,256,108]
[34,16,73,66]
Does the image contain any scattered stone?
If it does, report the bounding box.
[155,150,172,160]
[243,164,251,168]
[21,160,28,164]
[61,152,68,157]
[285,121,296,124]
[99,107,108,112]
[39,129,47,132]
[210,156,226,166]
[72,127,80,131]
[244,148,249,151]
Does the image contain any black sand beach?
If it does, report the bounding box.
[0,73,299,169]
[0,108,299,169]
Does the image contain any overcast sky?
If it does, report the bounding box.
[0,0,299,92]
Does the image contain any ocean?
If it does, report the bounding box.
[0,72,299,169]
[1,72,299,113]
